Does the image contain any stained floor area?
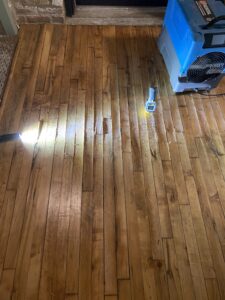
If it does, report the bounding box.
[0,24,225,300]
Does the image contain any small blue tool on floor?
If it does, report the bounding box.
[145,87,157,113]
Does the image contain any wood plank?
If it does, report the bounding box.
[65,295,78,300]
[70,26,81,80]
[52,118,74,299]
[23,108,58,300]
[122,153,145,300]
[78,26,89,91]
[0,142,16,217]
[0,269,14,300]
[66,90,86,294]
[196,138,225,252]
[163,238,183,300]
[191,158,225,298]
[91,134,104,300]
[53,157,73,298]
[24,25,46,111]
[212,100,225,135]
[102,26,116,120]
[12,108,49,300]
[4,110,40,269]
[205,279,221,300]
[176,132,192,177]
[203,98,225,155]
[56,26,68,67]
[43,56,56,99]
[179,107,199,158]
[105,296,117,300]
[133,171,159,300]
[163,161,195,300]
[180,205,208,300]
[203,135,225,216]
[103,117,117,295]
[110,62,129,280]
[169,141,189,205]
[92,52,104,299]
[35,24,54,92]
[79,192,93,300]
[82,46,95,192]
[49,25,67,67]
[185,95,202,138]
[196,138,218,198]
[154,99,171,161]
[13,164,41,300]
[23,25,41,69]
[38,105,67,299]
[0,191,16,278]
[60,26,75,104]
[185,175,215,279]
[118,280,131,300]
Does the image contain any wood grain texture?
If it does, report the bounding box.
[0,24,224,300]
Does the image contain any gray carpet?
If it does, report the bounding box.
[0,35,17,102]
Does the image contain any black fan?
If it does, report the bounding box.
[187,52,225,83]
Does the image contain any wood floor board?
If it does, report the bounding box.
[91,133,104,300]
[82,44,95,192]
[191,158,225,298]
[53,149,74,298]
[133,171,159,300]
[0,269,15,300]
[23,25,46,111]
[185,174,216,279]
[79,192,93,300]
[60,26,75,105]
[91,44,104,300]
[163,160,196,300]
[163,238,183,300]
[118,280,131,300]
[0,191,16,279]
[113,126,130,280]
[25,108,58,300]
[103,117,117,295]
[180,204,208,299]
[35,24,54,93]
[205,278,221,300]
[4,110,41,270]
[39,105,67,300]
[0,29,35,215]
[65,90,86,295]
[0,24,225,300]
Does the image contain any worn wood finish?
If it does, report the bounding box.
[0,24,225,300]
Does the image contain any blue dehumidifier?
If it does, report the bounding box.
[158,0,225,92]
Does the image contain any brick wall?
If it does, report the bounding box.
[9,0,65,24]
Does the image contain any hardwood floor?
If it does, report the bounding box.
[0,24,225,299]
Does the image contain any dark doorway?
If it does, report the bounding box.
[76,0,167,5]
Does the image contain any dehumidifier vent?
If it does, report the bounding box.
[187,52,225,83]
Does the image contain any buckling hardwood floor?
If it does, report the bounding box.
[0,24,225,300]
